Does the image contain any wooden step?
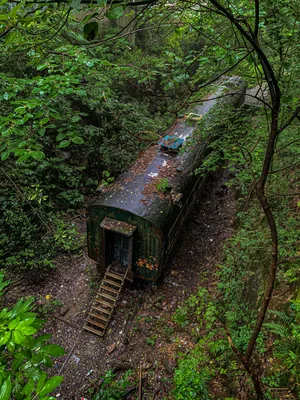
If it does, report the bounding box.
[97,292,117,302]
[102,279,122,289]
[83,324,104,336]
[89,312,109,322]
[87,318,106,329]
[102,279,122,288]
[91,305,111,315]
[110,269,124,277]
[94,299,114,308]
[106,272,124,281]
[100,285,119,295]
[84,265,128,337]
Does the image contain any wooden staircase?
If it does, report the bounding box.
[83,266,128,336]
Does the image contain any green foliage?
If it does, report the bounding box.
[0,173,84,270]
[0,274,64,399]
[173,105,299,397]
[156,178,170,193]
[0,17,173,271]
[263,301,300,395]
[174,356,213,400]
[146,335,158,347]
[92,370,133,400]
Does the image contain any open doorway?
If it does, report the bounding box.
[100,217,136,279]
[106,231,129,269]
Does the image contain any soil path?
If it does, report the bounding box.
[4,170,236,399]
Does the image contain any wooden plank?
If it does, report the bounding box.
[109,269,124,277]
[102,279,122,288]
[94,299,114,308]
[87,318,106,329]
[98,292,117,302]
[100,285,119,295]
[83,324,104,336]
[89,312,109,322]
[84,266,129,337]
[106,272,124,281]
[91,305,111,314]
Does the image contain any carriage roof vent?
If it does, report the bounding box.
[158,135,184,151]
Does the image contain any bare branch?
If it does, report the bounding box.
[278,106,300,134]
[254,0,259,38]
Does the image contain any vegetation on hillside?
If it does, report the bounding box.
[0,0,299,398]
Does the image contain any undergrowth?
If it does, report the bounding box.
[173,109,300,399]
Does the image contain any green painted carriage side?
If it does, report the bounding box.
[87,205,164,281]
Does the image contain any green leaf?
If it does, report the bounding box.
[56,132,66,141]
[107,4,124,20]
[17,153,30,163]
[39,397,56,400]
[83,21,98,41]
[75,89,86,96]
[23,367,44,381]
[7,341,15,352]
[0,377,12,400]
[1,150,11,161]
[39,127,46,136]
[31,151,45,160]
[40,345,65,357]
[21,378,34,396]
[12,330,25,344]
[49,113,60,120]
[11,353,25,370]
[31,334,51,350]
[18,297,35,314]
[0,331,11,346]
[8,2,22,17]
[36,372,47,393]
[38,376,63,396]
[40,117,49,126]
[36,64,48,71]
[100,60,113,67]
[0,14,8,22]
[58,140,71,148]
[18,317,36,327]
[15,106,26,114]
[42,355,53,368]
[8,316,20,330]
[5,29,22,44]
[71,136,84,145]
[19,326,36,336]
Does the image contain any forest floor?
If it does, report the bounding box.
[4,170,236,400]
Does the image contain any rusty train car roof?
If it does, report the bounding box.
[91,78,246,235]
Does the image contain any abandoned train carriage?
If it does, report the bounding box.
[87,78,246,282]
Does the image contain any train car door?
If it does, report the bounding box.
[100,217,136,279]
[106,231,129,268]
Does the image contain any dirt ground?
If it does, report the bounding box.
[4,171,236,399]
